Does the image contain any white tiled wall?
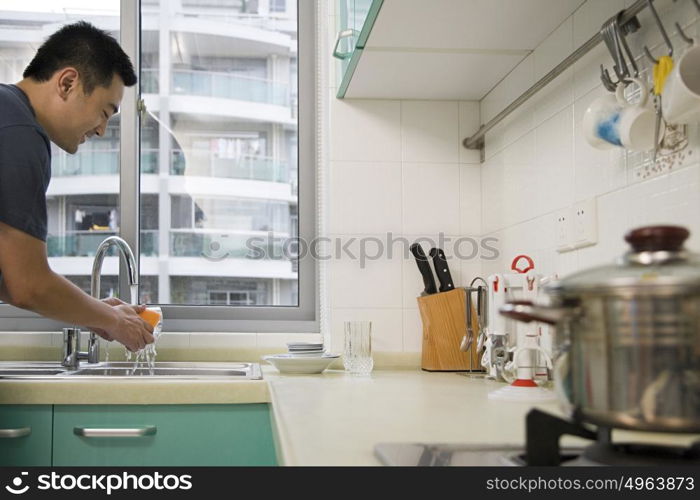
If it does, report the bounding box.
[480,0,700,279]
[327,96,482,352]
[327,3,481,353]
[328,0,700,354]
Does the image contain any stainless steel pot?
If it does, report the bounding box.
[500,226,700,433]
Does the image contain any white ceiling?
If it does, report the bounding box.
[344,0,586,100]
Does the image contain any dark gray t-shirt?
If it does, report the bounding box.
[0,83,52,283]
[0,84,51,238]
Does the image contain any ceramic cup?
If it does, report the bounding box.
[582,91,622,150]
[662,43,700,124]
[582,78,661,152]
[616,78,661,152]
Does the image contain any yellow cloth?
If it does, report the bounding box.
[653,55,674,95]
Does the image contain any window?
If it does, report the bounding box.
[0,0,317,332]
[270,0,287,13]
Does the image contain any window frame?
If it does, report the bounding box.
[0,0,319,333]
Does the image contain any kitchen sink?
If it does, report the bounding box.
[72,368,249,377]
[0,362,67,377]
[71,362,258,378]
[0,361,262,380]
[0,369,67,376]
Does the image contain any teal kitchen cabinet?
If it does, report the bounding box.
[53,404,277,466]
[334,0,383,97]
[0,405,53,466]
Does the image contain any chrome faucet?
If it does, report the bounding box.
[61,236,138,368]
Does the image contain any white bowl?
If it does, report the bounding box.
[263,354,339,374]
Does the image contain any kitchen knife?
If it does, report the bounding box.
[429,248,455,292]
[410,243,437,295]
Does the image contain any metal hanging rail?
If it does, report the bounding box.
[463,0,649,152]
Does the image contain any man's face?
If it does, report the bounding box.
[56,73,124,154]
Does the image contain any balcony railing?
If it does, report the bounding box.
[47,229,297,262]
[51,149,159,176]
[170,69,289,107]
[49,145,291,183]
[170,230,290,260]
[171,150,289,183]
[47,230,159,258]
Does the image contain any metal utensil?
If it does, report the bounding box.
[461,289,474,352]
[653,94,663,162]
[651,55,673,162]
[461,278,489,370]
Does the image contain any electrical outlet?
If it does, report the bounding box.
[555,208,574,253]
[572,198,598,249]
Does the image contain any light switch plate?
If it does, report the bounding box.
[555,207,574,253]
[572,198,598,249]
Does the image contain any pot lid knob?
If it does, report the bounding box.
[624,225,690,253]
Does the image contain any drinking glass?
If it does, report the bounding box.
[343,321,373,375]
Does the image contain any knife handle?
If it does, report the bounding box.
[429,248,455,292]
[410,244,437,295]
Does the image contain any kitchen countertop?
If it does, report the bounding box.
[0,377,270,405]
[267,370,700,466]
[2,367,699,466]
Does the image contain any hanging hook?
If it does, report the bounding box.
[643,0,674,65]
[616,13,639,77]
[600,65,618,91]
[675,22,694,46]
[600,13,633,89]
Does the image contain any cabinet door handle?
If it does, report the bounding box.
[74,426,157,438]
[0,427,31,438]
[333,29,358,60]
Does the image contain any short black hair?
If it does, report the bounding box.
[23,21,136,94]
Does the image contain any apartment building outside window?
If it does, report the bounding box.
[0,0,317,332]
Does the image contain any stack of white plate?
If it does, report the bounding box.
[286,342,325,357]
[263,342,339,374]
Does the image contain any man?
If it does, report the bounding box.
[0,21,154,352]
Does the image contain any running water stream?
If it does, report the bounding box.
[125,285,162,375]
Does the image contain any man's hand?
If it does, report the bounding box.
[105,304,155,352]
[88,298,148,347]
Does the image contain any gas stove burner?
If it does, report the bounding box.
[373,409,700,466]
[582,441,700,466]
[525,408,700,466]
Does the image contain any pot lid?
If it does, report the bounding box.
[549,226,700,292]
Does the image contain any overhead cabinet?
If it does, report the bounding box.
[335,0,586,100]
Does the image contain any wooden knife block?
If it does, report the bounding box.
[417,288,482,372]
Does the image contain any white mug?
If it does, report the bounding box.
[582,91,621,150]
[583,78,661,152]
[662,43,700,124]
[616,78,662,152]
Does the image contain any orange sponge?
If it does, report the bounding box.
[139,308,161,328]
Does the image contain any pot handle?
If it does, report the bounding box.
[498,301,567,326]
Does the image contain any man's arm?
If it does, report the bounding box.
[0,221,154,351]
